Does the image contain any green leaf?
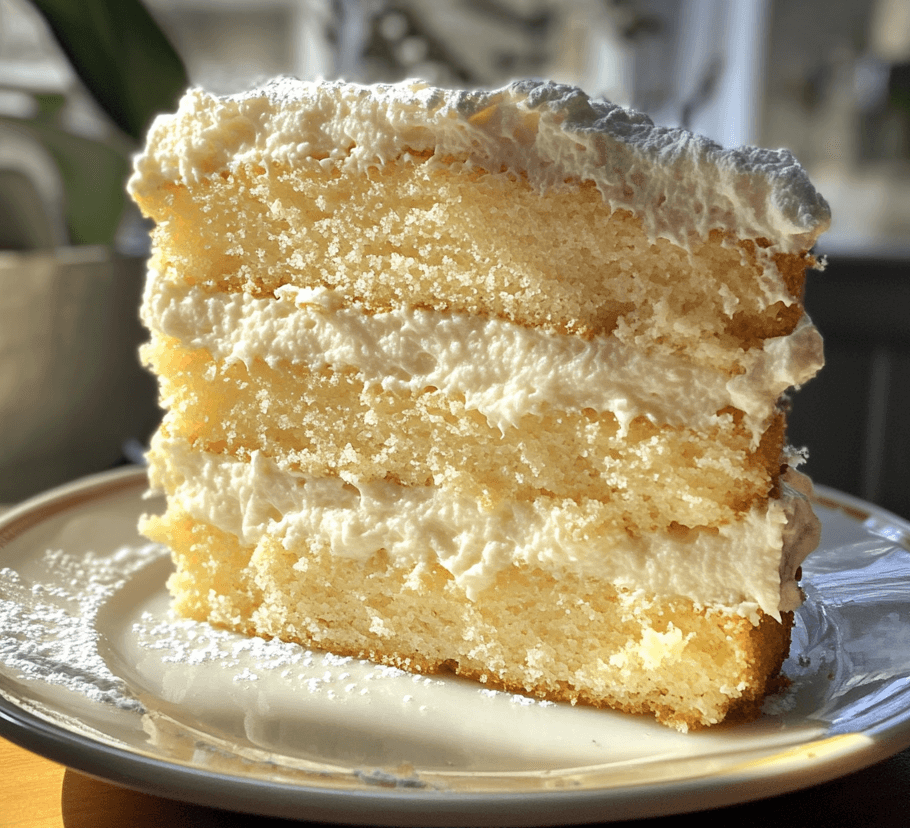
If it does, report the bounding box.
[30,0,188,142]
[5,116,131,245]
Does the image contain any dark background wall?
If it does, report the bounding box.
[789,256,910,519]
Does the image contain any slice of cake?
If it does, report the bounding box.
[129,78,829,731]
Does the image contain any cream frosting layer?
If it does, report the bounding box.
[128,79,830,255]
[143,273,824,443]
[146,434,816,621]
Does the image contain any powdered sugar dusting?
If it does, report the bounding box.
[131,610,483,705]
[0,543,164,711]
[129,603,563,714]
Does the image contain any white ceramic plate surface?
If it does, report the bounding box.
[1,466,909,826]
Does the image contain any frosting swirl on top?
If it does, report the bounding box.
[129,78,830,252]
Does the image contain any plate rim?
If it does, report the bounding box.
[1,466,910,825]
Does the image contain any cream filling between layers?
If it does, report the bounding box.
[143,274,824,443]
[147,434,818,622]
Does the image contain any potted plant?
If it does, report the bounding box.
[0,0,187,501]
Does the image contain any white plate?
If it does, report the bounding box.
[1,466,909,826]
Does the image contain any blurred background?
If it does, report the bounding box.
[0,0,907,518]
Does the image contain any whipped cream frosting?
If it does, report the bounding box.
[144,273,824,444]
[778,467,821,611]
[147,434,815,621]
[128,78,830,252]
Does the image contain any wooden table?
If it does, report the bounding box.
[1,736,302,828]
[3,734,910,827]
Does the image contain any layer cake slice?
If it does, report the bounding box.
[129,78,829,730]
